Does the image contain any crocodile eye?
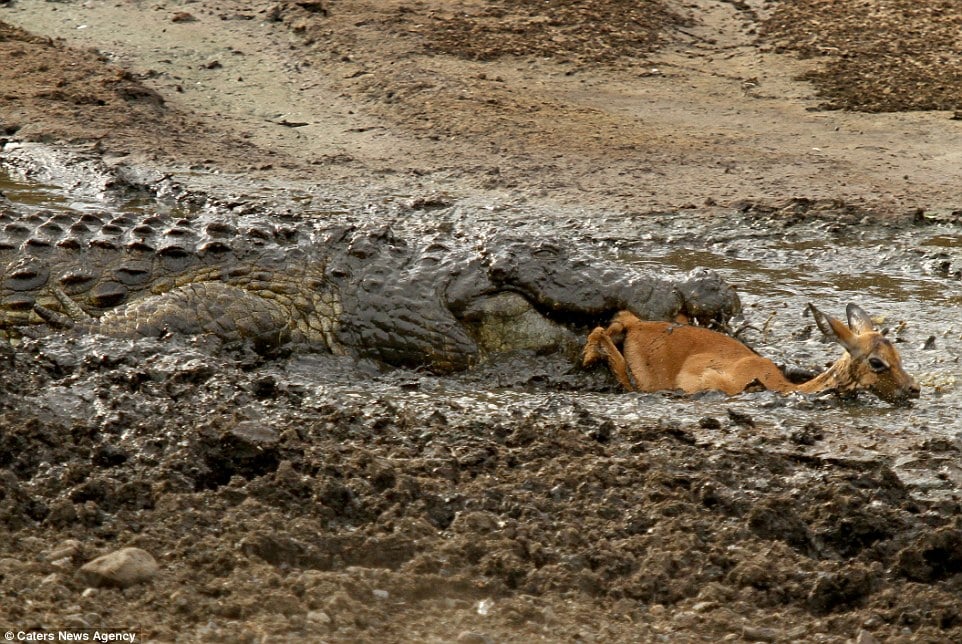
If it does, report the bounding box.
[868,357,888,372]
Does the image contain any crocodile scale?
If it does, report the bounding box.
[0,202,741,372]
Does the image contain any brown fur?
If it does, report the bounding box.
[583,303,920,405]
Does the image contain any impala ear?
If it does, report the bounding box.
[845,303,877,335]
[809,304,861,356]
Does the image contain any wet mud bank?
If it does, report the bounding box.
[1,148,961,643]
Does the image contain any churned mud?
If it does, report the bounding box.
[2,1,962,642]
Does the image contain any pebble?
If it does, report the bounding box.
[475,598,493,616]
[78,547,159,588]
[742,625,781,642]
[0,557,24,573]
[306,610,331,625]
[44,539,83,562]
[228,421,279,449]
[456,632,491,644]
[855,629,879,644]
[61,614,90,629]
[862,615,884,629]
[40,572,62,586]
[671,611,698,628]
[451,511,499,533]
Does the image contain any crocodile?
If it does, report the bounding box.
[0,201,741,373]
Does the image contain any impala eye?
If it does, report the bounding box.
[868,357,888,372]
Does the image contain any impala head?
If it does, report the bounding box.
[810,303,920,405]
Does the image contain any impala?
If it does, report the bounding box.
[583,303,920,405]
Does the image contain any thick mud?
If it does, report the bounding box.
[2,1,962,643]
[2,155,961,643]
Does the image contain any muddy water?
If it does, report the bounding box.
[498,208,958,483]
[0,168,105,214]
[285,200,960,495]
[574,212,959,479]
[3,162,960,497]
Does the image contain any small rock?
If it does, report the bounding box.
[171,11,196,23]
[742,626,780,642]
[228,422,279,450]
[44,498,78,527]
[62,614,90,629]
[44,539,83,563]
[265,5,283,22]
[451,511,499,534]
[372,588,389,600]
[306,610,331,625]
[862,614,884,629]
[0,557,24,573]
[407,194,452,211]
[456,632,491,644]
[78,547,158,589]
[855,628,879,644]
[475,598,493,616]
[672,611,698,628]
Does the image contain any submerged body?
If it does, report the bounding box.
[0,204,741,372]
[583,303,920,405]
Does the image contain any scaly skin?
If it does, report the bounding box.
[39,266,343,354]
[0,203,741,372]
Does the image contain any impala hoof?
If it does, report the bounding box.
[582,327,609,367]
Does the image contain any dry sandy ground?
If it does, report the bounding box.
[3,1,962,643]
[2,0,962,214]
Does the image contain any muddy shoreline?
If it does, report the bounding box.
[2,1,962,642]
[3,145,961,643]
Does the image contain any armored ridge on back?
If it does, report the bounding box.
[0,199,741,373]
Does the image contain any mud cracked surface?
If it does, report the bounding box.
[2,1,962,642]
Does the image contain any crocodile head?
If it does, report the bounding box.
[675,267,742,325]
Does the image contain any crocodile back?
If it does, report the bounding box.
[0,204,320,331]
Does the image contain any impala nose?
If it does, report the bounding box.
[890,380,921,406]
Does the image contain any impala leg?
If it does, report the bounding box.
[583,322,635,391]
